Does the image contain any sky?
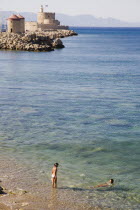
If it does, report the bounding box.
[1,0,140,22]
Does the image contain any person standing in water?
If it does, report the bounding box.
[51,163,59,188]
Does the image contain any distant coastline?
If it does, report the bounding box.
[1,11,140,28]
[70,26,140,29]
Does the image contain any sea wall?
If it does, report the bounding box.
[0,30,78,52]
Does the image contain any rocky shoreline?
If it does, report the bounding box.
[0,30,78,52]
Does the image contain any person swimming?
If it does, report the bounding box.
[51,163,59,188]
[93,179,114,188]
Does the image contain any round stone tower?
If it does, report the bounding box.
[17,14,25,33]
[37,5,46,24]
[7,14,20,33]
[7,14,25,33]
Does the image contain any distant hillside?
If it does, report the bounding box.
[0,11,37,24]
[1,11,140,27]
[56,14,140,27]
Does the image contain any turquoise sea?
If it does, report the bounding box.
[0,27,140,209]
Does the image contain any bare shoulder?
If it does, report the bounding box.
[52,166,57,172]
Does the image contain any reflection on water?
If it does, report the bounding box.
[0,28,140,208]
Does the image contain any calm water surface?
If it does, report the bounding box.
[0,27,140,208]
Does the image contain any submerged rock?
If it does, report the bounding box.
[52,38,64,48]
[8,188,28,195]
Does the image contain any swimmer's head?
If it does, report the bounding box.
[110,179,114,184]
[54,163,59,167]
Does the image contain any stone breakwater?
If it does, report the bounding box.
[0,30,78,51]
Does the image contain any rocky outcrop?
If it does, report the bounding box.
[52,38,64,48]
[0,30,78,52]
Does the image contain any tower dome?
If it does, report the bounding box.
[7,14,20,20]
[17,14,25,19]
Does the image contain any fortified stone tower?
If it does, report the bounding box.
[37,5,60,26]
[37,5,46,24]
[7,14,25,33]
[25,6,68,32]
[7,14,20,33]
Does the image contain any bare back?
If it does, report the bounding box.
[52,166,57,177]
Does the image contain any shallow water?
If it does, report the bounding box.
[0,27,140,208]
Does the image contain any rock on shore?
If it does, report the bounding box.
[0,30,78,52]
[0,186,4,194]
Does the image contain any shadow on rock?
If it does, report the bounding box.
[0,186,7,195]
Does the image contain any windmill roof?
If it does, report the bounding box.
[17,14,25,19]
[7,14,20,20]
